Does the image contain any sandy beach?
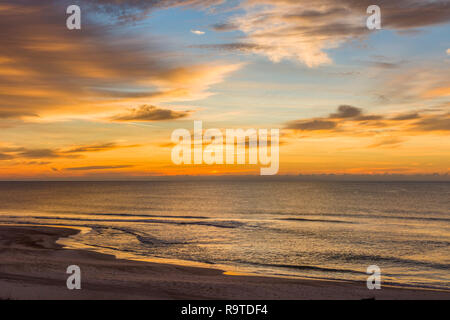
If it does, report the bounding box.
[0,225,448,300]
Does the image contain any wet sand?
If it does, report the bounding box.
[0,225,448,300]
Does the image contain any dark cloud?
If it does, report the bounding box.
[297,22,367,38]
[257,0,450,30]
[110,105,190,121]
[370,61,402,69]
[0,1,237,121]
[65,165,134,171]
[379,0,450,29]
[368,137,404,148]
[329,105,362,119]
[190,43,270,52]
[24,161,52,165]
[211,22,239,31]
[285,119,337,131]
[391,113,420,121]
[285,105,450,135]
[15,149,63,159]
[413,115,450,131]
[59,0,225,23]
[0,1,165,117]
[62,143,137,154]
[0,142,139,160]
[0,111,38,119]
[356,115,385,121]
[0,153,14,160]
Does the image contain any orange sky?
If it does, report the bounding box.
[0,1,449,179]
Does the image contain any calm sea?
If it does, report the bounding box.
[0,181,449,289]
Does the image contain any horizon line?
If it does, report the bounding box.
[0,173,449,182]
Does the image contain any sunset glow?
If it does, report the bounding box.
[0,0,449,179]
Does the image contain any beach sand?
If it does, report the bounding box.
[0,225,448,300]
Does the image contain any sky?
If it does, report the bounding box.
[0,0,449,179]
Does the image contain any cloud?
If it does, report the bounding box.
[0,1,240,121]
[206,0,450,66]
[23,161,52,166]
[190,43,270,53]
[0,153,14,160]
[61,143,139,153]
[413,114,450,131]
[368,137,404,148]
[285,119,337,131]
[329,105,362,119]
[284,105,450,138]
[369,61,403,69]
[15,149,64,159]
[447,48,450,55]
[372,65,450,104]
[390,113,420,121]
[65,165,134,171]
[211,22,239,31]
[282,105,449,153]
[191,30,205,35]
[0,111,38,119]
[285,105,369,132]
[110,105,190,121]
[356,115,385,121]
[151,63,242,91]
[77,0,224,22]
[0,142,140,160]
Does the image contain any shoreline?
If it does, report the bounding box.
[0,224,449,300]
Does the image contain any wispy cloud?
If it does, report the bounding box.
[0,111,38,119]
[329,105,362,119]
[414,114,450,131]
[372,65,450,104]
[77,0,224,22]
[0,153,14,160]
[0,142,140,160]
[368,137,404,148]
[65,165,134,171]
[284,105,450,144]
[205,0,450,67]
[191,30,205,35]
[110,105,191,122]
[61,143,139,154]
[285,119,337,131]
[0,1,241,122]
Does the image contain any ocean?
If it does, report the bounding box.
[0,181,448,290]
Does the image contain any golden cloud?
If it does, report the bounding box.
[284,105,450,149]
[0,1,241,122]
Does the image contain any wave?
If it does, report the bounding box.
[321,253,450,270]
[233,260,366,275]
[270,212,450,223]
[279,218,355,224]
[10,215,246,229]
[47,210,210,220]
[91,225,186,246]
